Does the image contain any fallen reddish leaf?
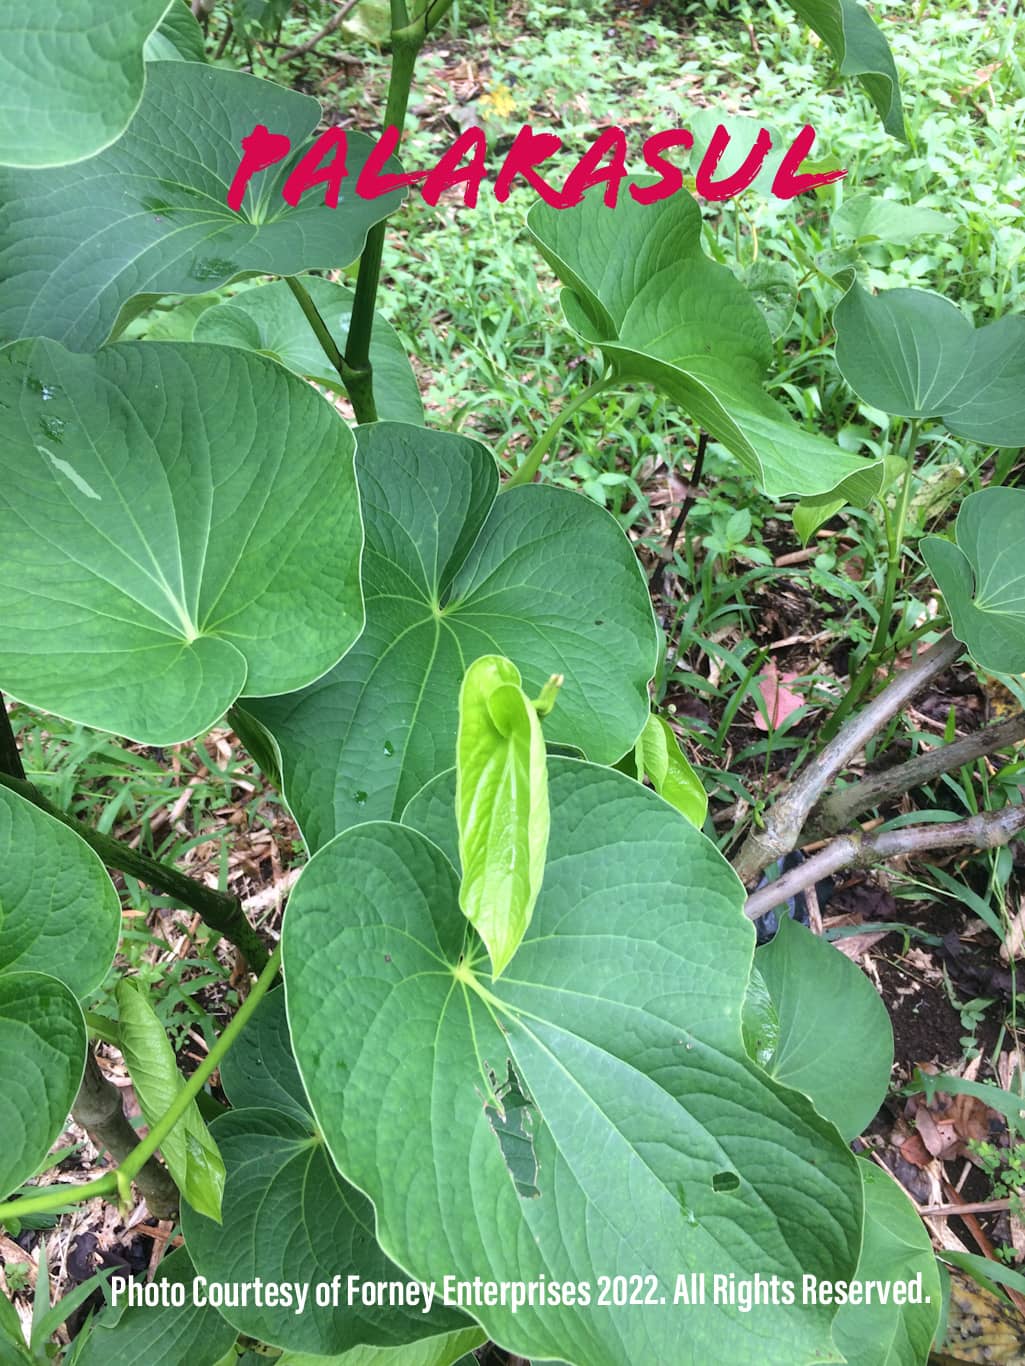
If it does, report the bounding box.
[753,659,804,732]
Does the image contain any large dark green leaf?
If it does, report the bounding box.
[0,63,405,352]
[784,0,905,139]
[527,189,883,517]
[0,0,170,169]
[182,993,472,1356]
[753,916,893,1141]
[0,787,116,1203]
[833,282,1025,446]
[0,973,85,1202]
[75,1248,237,1366]
[219,985,310,1122]
[0,786,119,999]
[244,423,656,851]
[284,761,863,1365]
[0,339,362,745]
[194,277,423,424]
[834,1163,941,1365]
[922,488,1025,675]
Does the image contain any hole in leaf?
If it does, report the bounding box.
[712,1170,740,1193]
[483,1059,541,1199]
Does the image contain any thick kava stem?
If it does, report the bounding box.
[743,804,1025,921]
[806,710,1025,841]
[0,772,269,973]
[731,631,963,887]
[342,16,425,421]
[72,1054,179,1218]
[0,694,26,781]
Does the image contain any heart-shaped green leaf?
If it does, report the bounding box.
[0,972,85,1202]
[0,0,170,169]
[194,277,423,425]
[182,992,472,1355]
[0,63,405,352]
[833,1163,941,1365]
[278,1328,487,1366]
[834,282,1025,446]
[527,189,884,517]
[144,2,208,63]
[74,1247,238,1366]
[219,984,311,1122]
[784,0,905,139]
[285,761,862,1366]
[753,916,893,1141]
[833,194,953,246]
[0,786,120,998]
[922,488,1025,675]
[117,979,225,1221]
[456,655,550,978]
[0,338,362,745]
[244,423,656,851]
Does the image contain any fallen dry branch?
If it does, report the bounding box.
[743,803,1025,922]
[731,631,964,886]
[806,709,1025,840]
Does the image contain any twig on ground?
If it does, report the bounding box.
[743,803,1025,921]
[72,1054,179,1219]
[806,709,1025,840]
[731,631,963,887]
[279,0,362,62]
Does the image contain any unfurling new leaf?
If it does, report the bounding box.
[116,980,225,1221]
[456,656,550,978]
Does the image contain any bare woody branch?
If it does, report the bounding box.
[731,631,964,887]
[743,803,1025,922]
[805,709,1025,841]
[279,0,362,61]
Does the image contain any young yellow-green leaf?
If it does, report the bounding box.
[634,714,708,827]
[456,656,549,978]
[116,980,225,1221]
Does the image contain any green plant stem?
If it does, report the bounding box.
[0,693,26,782]
[341,16,426,422]
[0,771,269,974]
[283,274,375,419]
[0,943,282,1226]
[504,377,612,489]
[821,421,921,740]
